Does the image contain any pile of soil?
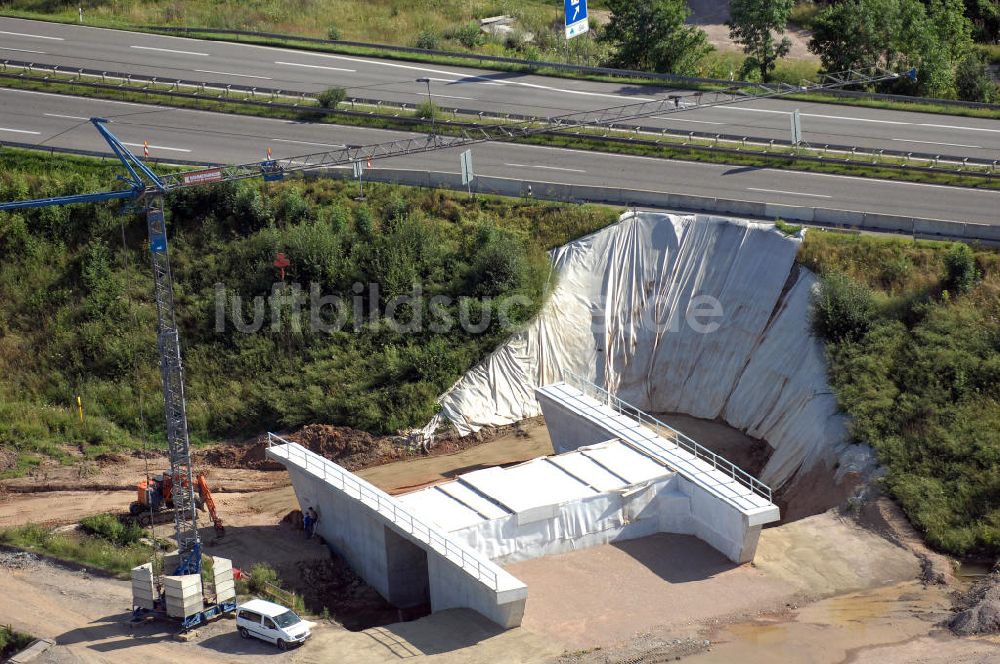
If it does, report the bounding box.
[199,419,532,474]
[950,565,1000,635]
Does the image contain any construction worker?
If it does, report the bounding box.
[306,506,318,539]
[302,505,314,539]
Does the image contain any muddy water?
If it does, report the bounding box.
[685,582,965,664]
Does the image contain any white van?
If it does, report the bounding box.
[235,599,311,650]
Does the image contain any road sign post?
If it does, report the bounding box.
[353,160,365,200]
[790,109,802,147]
[460,149,475,195]
[564,0,589,39]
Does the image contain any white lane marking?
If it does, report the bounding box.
[0,126,41,135]
[122,142,191,153]
[0,46,47,54]
[44,113,89,120]
[747,187,831,199]
[776,169,1000,193]
[130,45,209,57]
[426,93,475,101]
[194,69,272,80]
[504,163,587,173]
[0,30,64,41]
[919,123,1000,134]
[281,51,653,101]
[275,60,356,73]
[653,117,724,125]
[726,106,912,126]
[890,138,982,149]
[0,86,147,107]
[271,138,346,148]
[429,77,502,87]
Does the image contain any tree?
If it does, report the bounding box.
[809,0,977,98]
[601,0,713,75]
[955,54,997,103]
[727,0,795,81]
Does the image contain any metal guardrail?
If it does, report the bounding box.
[563,372,773,503]
[147,26,1000,111]
[265,432,501,590]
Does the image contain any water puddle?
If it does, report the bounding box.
[682,582,959,664]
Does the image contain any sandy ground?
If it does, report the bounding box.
[508,510,919,651]
[685,0,817,60]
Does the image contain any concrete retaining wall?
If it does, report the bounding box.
[317,167,998,245]
[267,441,527,628]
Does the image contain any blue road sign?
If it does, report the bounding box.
[564,0,589,39]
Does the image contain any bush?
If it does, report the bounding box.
[326,25,341,41]
[955,55,997,104]
[247,562,280,594]
[415,30,440,50]
[943,243,979,294]
[811,272,877,342]
[415,100,439,120]
[80,513,147,547]
[451,21,484,49]
[0,625,34,660]
[316,87,347,109]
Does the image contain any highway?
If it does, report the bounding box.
[2,88,998,224]
[2,16,999,161]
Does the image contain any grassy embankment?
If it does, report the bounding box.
[801,231,1000,558]
[0,147,617,476]
[0,514,153,576]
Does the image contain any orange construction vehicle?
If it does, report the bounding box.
[130,470,224,536]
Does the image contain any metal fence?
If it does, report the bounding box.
[562,372,773,503]
[265,433,502,590]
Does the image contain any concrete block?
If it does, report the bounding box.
[163,575,202,592]
[913,217,963,238]
[571,184,621,205]
[165,597,204,618]
[963,223,1000,243]
[131,586,157,601]
[211,556,232,574]
[813,208,865,228]
[715,199,766,217]
[131,563,154,580]
[667,193,717,214]
[133,598,156,610]
[216,586,236,603]
[764,203,813,223]
[861,213,914,234]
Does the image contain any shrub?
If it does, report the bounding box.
[316,87,347,109]
[955,54,997,104]
[943,243,979,294]
[326,25,341,41]
[415,30,440,50]
[451,21,483,49]
[247,562,280,593]
[0,625,34,660]
[811,272,876,342]
[80,513,147,547]
[415,100,439,120]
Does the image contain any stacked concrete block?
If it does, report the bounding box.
[131,563,157,610]
[163,574,203,618]
[211,556,236,603]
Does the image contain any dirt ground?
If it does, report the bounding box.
[684,0,818,60]
[1,416,996,663]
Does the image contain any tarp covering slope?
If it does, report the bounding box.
[436,212,850,488]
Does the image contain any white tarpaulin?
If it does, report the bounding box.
[435,212,854,489]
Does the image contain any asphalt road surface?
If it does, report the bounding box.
[2,88,998,224]
[1,17,999,161]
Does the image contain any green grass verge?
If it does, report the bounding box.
[800,231,1000,557]
[0,625,35,660]
[0,523,154,577]
[3,75,996,190]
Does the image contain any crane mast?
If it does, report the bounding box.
[0,65,913,577]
